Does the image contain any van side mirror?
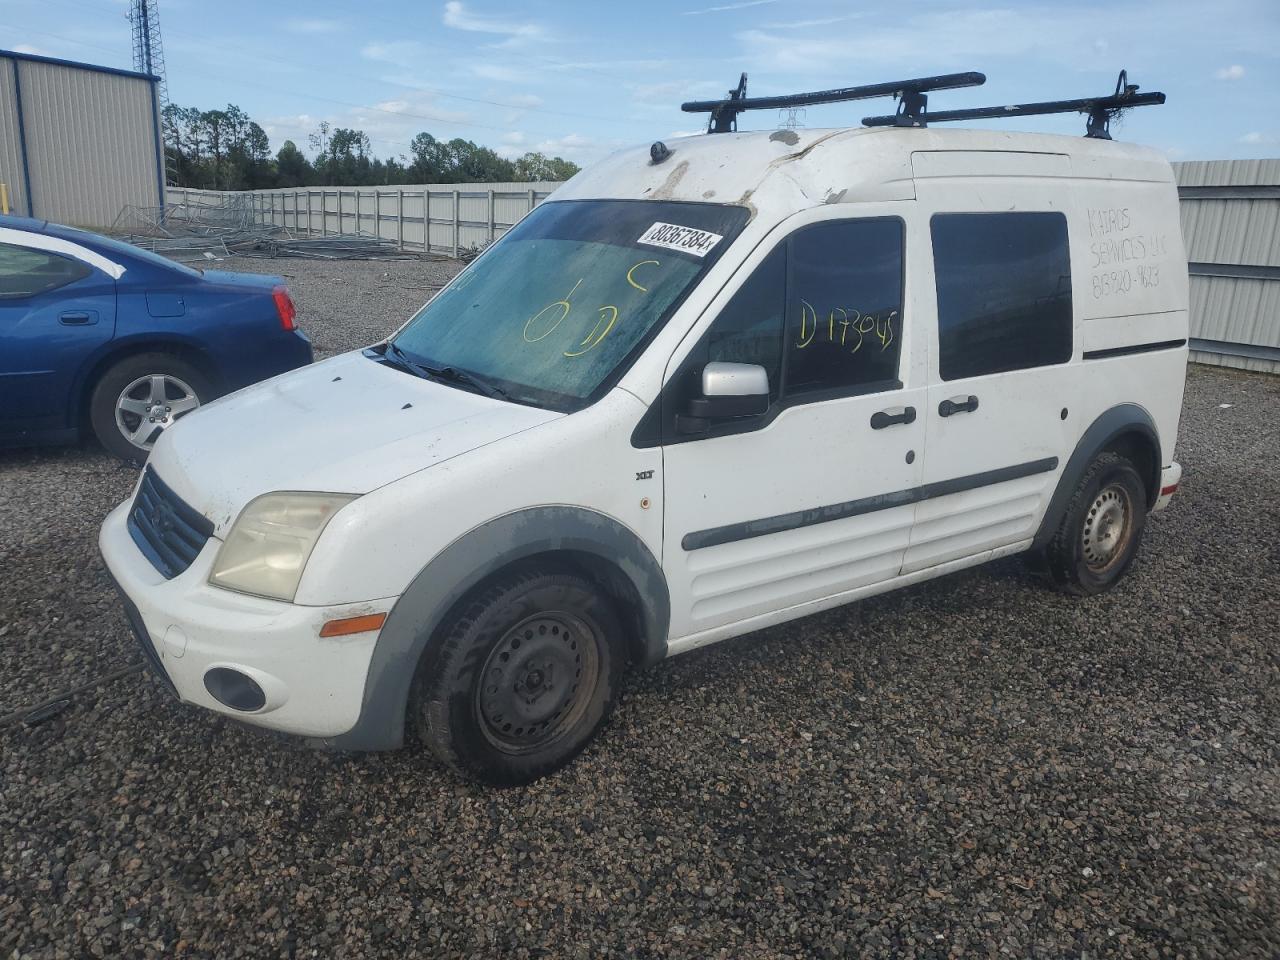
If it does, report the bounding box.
[682,362,770,426]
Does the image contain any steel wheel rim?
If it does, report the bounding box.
[476,612,600,754]
[114,374,200,451]
[1081,482,1133,571]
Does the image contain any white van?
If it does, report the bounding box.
[100,119,1188,784]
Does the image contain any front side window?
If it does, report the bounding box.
[931,212,1072,381]
[0,243,92,299]
[784,219,904,397]
[390,199,749,411]
[647,217,906,444]
[668,244,786,416]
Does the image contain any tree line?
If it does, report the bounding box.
[161,103,582,190]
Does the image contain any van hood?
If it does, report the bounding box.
[149,350,561,533]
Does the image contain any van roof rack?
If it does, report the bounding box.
[681,72,987,134]
[861,70,1165,140]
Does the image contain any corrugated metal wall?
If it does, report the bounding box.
[1173,159,1280,374]
[0,58,28,216]
[0,52,163,229]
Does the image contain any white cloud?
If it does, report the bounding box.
[11,43,50,56]
[504,93,544,109]
[495,132,606,162]
[733,4,1266,78]
[1215,64,1246,80]
[528,133,608,163]
[631,80,722,106]
[1239,131,1276,144]
[758,14,862,29]
[361,41,427,69]
[496,131,527,159]
[683,0,779,14]
[442,2,544,42]
[284,18,341,34]
[373,97,469,124]
[471,62,525,84]
[533,133,588,154]
[261,91,473,158]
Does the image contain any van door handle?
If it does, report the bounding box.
[870,406,917,430]
[938,395,979,417]
[59,311,94,325]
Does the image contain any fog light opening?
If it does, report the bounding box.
[204,667,267,712]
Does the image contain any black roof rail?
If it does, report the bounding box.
[681,71,987,134]
[861,71,1165,139]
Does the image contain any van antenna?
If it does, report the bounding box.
[861,70,1165,139]
[682,72,987,134]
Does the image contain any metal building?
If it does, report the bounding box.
[0,49,164,229]
[1173,159,1280,374]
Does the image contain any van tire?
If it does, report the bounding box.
[410,566,623,786]
[89,352,211,462]
[1039,452,1148,596]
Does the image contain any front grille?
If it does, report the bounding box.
[126,467,214,579]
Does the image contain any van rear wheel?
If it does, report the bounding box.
[1039,452,1148,595]
[410,567,623,786]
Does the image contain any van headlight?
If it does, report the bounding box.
[209,492,357,602]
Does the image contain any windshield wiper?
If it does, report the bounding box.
[382,342,510,402]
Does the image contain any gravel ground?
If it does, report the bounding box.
[1,257,1277,958]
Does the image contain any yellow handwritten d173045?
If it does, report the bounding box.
[876,311,896,350]
[794,299,817,349]
[523,278,583,343]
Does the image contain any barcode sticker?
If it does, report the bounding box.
[637,222,724,258]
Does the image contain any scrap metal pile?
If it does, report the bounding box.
[111,194,425,262]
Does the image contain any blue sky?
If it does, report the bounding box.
[4,0,1278,166]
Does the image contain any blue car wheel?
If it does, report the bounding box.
[89,352,211,461]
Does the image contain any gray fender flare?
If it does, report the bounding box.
[1031,403,1162,551]
[317,506,670,751]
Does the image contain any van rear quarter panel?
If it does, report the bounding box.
[1068,176,1189,468]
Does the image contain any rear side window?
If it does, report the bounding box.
[931,212,1072,381]
[785,218,904,397]
[0,243,92,299]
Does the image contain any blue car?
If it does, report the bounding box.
[0,214,313,460]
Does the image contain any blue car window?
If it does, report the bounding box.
[0,243,93,300]
[65,229,202,279]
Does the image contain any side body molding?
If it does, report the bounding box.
[1032,403,1162,551]
[319,506,670,751]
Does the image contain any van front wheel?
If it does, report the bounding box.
[410,567,623,786]
[1039,452,1148,596]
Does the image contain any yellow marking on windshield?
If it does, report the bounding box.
[523,278,583,343]
[564,305,619,357]
[626,260,660,292]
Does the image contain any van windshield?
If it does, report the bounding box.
[388,199,749,410]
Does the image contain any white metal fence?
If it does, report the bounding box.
[165,182,563,258]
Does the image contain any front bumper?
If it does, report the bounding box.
[99,500,391,739]
[1154,461,1182,512]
